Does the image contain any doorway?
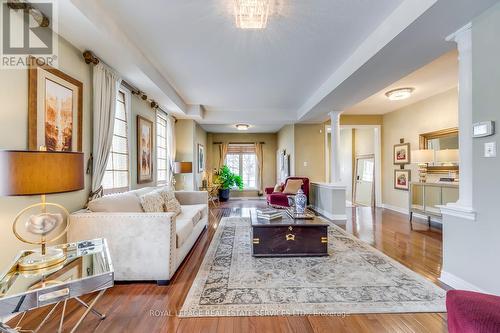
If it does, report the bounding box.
[354,155,375,207]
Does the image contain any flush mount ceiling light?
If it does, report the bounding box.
[385,88,415,101]
[235,124,250,131]
[234,0,271,29]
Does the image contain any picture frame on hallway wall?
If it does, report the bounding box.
[394,169,411,191]
[137,116,154,184]
[393,143,410,165]
[28,56,83,152]
[198,144,205,173]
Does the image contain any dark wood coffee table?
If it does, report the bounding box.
[250,211,329,257]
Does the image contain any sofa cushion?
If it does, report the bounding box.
[130,186,155,198]
[158,187,182,216]
[176,217,194,248]
[179,204,206,226]
[88,192,143,212]
[139,190,164,212]
[283,179,303,194]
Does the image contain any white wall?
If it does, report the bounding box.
[0,37,92,266]
[442,4,500,294]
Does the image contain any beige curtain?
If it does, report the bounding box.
[218,143,228,169]
[255,142,264,195]
[89,62,122,201]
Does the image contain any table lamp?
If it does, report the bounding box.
[0,151,84,271]
[173,161,192,190]
[411,149,435,183]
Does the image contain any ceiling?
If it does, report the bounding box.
[58,0,500,133]
[344,49,458,115]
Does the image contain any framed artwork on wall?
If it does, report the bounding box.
[28,56,83,151]
[198,144,205,173]
[394,169,411,191]
[393,143,410,165]
[137,116,153,184]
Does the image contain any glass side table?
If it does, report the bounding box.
[0,238,114,333]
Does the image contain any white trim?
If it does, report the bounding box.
[439,270,485,292]
[310,182,347,190]
[445,22,472,42]
[380,203,442,224]
[311,206,347,221]
[438,203,476,221]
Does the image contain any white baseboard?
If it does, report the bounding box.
[439,270,485,292]
[380,203,442,224]
[311,205,347,221]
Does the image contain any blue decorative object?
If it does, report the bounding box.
[295,189,307,214]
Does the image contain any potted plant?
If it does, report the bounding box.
[214,165,243,202]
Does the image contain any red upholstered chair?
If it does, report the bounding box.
[446,290,500,333]
[265,177,310,208]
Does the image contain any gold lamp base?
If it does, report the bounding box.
[18,247,66,272]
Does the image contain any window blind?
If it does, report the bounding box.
[227,143,256,154]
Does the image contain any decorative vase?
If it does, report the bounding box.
[219,188,230,202]
[295,189,307,214]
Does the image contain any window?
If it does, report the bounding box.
[225,144,257,189]
[102,90,130,193]
[156,111,168,185]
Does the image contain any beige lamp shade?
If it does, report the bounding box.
[0,151,84,196]
[174,161,192,174]
[411,149,435,164]
[436,149,459,163]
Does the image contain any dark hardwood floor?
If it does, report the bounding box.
[9,199,448,332]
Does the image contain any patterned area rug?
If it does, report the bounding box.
[180,217,446,317]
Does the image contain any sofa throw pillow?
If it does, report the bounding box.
[139,190,164,212]
[283,179,303,194]
[88,192,144,212]
[158,187,182,216]
[273,184,282,192]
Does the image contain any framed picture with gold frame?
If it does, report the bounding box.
[28,56,83,152]
[137,115,154,184]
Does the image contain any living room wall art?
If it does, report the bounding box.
[198,144,205,173]
[393,143,410,165]
[137,116,153,184]
[28,56,83,152]
[394,169,411,191]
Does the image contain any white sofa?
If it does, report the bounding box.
[68,187,208,284]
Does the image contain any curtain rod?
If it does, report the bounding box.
[83,50,175,119]
[213,142,265,145]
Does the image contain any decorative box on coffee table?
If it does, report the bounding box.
[250,210,329,257]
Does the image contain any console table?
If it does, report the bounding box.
[0,238,113,333]
[409,182,459,229]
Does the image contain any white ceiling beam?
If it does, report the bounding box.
[297,0,437,120]
[59,0,188,114]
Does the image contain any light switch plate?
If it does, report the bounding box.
[484,142,496,157]
[303,161,308,167]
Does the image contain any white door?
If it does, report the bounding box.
[354,156,375,206]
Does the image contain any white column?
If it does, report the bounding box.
[446,23,473,210]
[329,111,342,183]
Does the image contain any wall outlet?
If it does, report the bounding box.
[484,142,496,157]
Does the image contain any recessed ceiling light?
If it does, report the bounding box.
[385,88,415,101]
[235,124,250,131]
[234,0,271,29]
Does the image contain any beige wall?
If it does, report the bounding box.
[277,124,295,180]
[0,37,92,266]
[382,88,458,210]
[208,133,277,197]
[174,119,195,190]
[194,123,207,189]
[294,124,326,182]
[354,128,375,156]
[340,114,383,126]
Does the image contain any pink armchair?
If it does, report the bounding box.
[265,177,310,208]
